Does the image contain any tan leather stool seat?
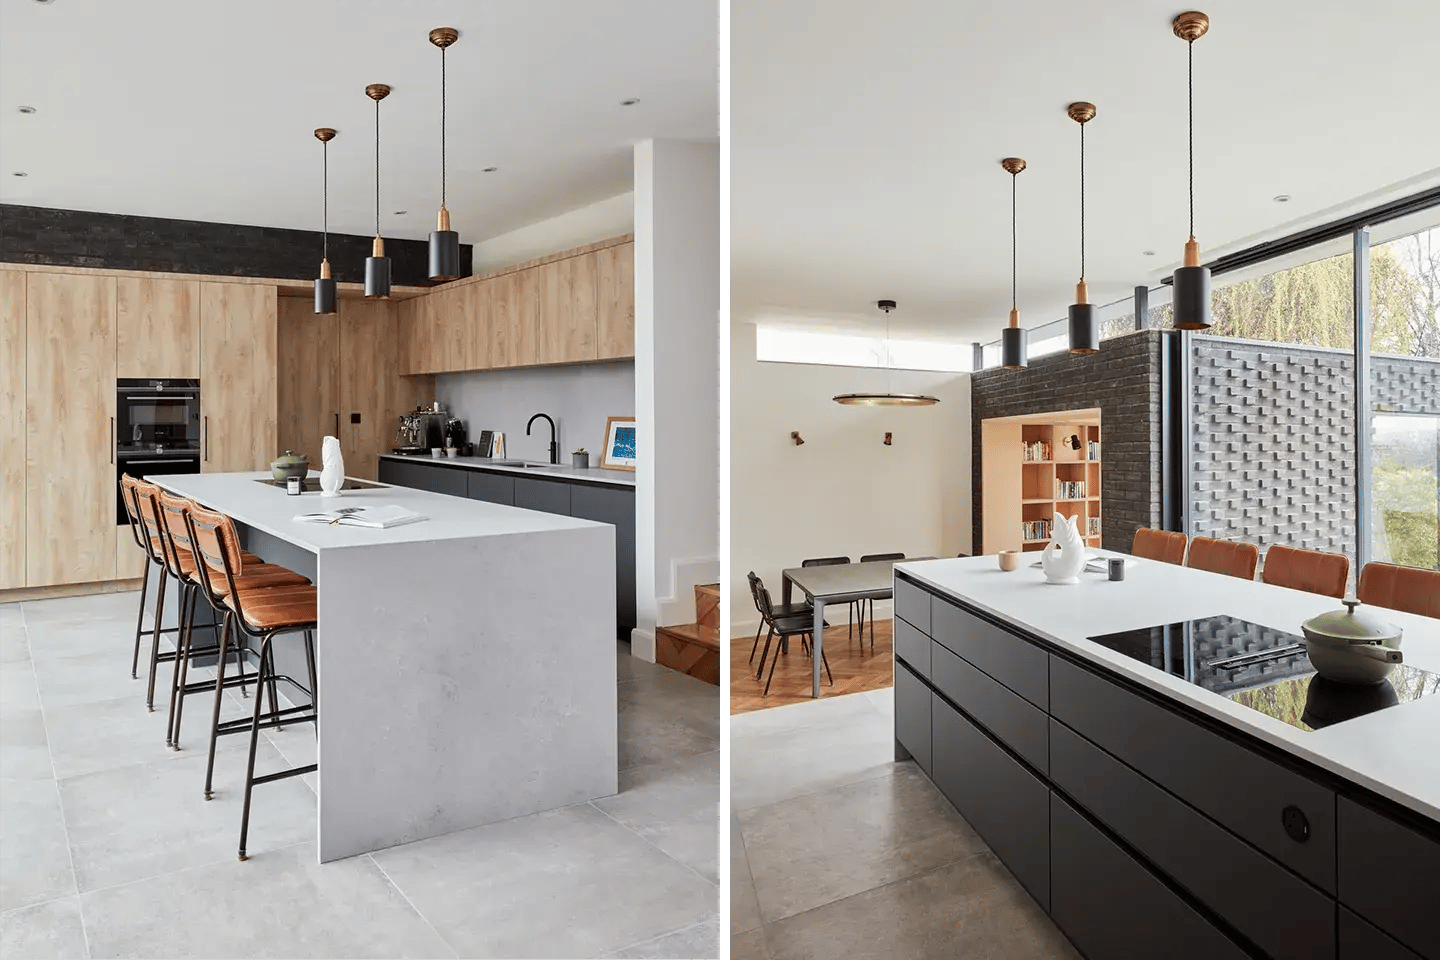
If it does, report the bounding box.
[1261,544,1350,599]
[1358,562,1440,618]
[1133,528,1188,565]
[226,584,319,631]
[1186,536,1259,581]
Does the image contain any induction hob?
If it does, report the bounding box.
[1087,615,1439,731]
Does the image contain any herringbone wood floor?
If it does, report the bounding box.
[729,616,894,715]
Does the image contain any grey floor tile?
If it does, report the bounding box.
[729,692,894,812]
[616,642,667,682]
[730,813,763,936]
[25,619,137,663]
[863,686,895,712]
[0,662,41,716]
[739,764,984,924]
[370,802,717,960]
[59,744,316,893]
[730,928,770,960]
[0,603,23,630]
[1,621,27,663]
[763,855,1080,960]
[1,710,54,781]
[80,841,453,960]
[593,749,718,882]
[32,650,141,711]
[43,693,253,780]
[0,896,89,960]
[0,779,76,912]
[599,917,719,958]
[618,676,719,770]
[20,593,141,628]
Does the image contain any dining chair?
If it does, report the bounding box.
[858,553,906,653]
[751,573,832,695]
[1260,544,1350,599]
[1132,528,1188,565]
[1186,536,1259,581]
[1358,562,1440,618]
[801,557,863,643]
[746,570,814,664]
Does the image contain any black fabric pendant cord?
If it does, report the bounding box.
[1002,163,1028,369]
[1173,33,1212,330]
[313,132,337,315]
[365,90,392,300]
[1068,113,1099,354]
[428,37,461,281]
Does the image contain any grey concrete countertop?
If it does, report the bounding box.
[378,453,636,488]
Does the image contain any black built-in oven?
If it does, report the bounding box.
[115,379,201,524]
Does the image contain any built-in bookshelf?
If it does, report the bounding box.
[981,411,1103,554]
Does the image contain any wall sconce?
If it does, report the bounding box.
[791,431,805,446]
[884,432,893,446]
[1065,434,1082,451]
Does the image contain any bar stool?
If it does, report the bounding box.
[119,474,173,680]
[156,492,310,751]
[1186,536,1259,581]
[186,505,318,861]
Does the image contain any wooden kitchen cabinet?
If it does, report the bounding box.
[116,276,200,378]
[537,253,599,365]
[200,282,277,472]
[489,269,539,368]
[338,298,433,479]
[25,272,118,586]
[1,270,26,589]
[596,241,634,360]
[276,296,339,468]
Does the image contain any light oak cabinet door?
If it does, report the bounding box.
[1,270,26,589]
[490,271,539,368]
[537,255,599,365]
[452,280,490,370]
[116,277,200,378]
[338,299,433,479]
[276,296,339,467]
[597,241,635,360]
[200,283,277,472]
[25,272,117,586]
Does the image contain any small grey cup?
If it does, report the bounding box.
[1108,557,1126,581]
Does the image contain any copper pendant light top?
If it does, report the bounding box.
[832,300,940,407]
[1000,157,1027,175]
[313,127,336,143]
[429,26,459,47]
[366,83,391,102]
[1172,10,1210,41]
[1066,102,1096,124]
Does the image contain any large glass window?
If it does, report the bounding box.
[755,324,973,372]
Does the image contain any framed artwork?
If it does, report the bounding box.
[600,416,637,471]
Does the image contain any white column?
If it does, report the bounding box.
[631,139,720,660]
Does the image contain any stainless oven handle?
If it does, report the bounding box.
[123,396,197,401]
[119,458,200,466]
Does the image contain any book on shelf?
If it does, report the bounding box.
[1022,440,1052,461]
[1022,519,1051,542]
[294,505,427,529]
[1088,517,1101,535]
[1054,480,1087,499]
[1087,440,1101,460]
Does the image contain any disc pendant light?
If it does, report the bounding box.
[364,83,392,300]
[1066,103,1099,354]
[427,27,462,281]
[1000,157,1028,369]
[312,127,337,315]
[1172,11,1212,330]
[832,300,939,406]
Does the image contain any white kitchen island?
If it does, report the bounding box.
[157,471,617,862]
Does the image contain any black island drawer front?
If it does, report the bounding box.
[1339,907,1425,960]
[893,616,931,679]
[515,476,571,515]
[932,598,1048,710]
[1337,797,1440,959]
[1049,655,1337,893]
[932,695,1049,910]
[893,577,931,634]
[932,641,1048,774]
[1050,793,1249,960]
[1049,719,1336,960]
[893,661,932,776]
[466,471,515,506]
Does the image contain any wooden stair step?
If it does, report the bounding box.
[656,622,720,686]
[693,583,720,639]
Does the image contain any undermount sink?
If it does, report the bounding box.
[491,460,558,469]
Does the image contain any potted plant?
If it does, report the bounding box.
[572,447,589,469]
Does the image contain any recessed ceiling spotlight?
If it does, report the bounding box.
[482,166,497,173]
[1142,250,1156,256]
[12,171,28,177]
[17,106,37,114]
[32,0,56,4]
[393,210,407,215]
[620,98,640,106]
[1273,194,1291,203]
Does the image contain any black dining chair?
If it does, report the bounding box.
[858,553,906,653]
[747,571,814,664]
[801,557,865,644]
[751,573,833,696]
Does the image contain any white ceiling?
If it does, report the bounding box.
[731,0,1440,341]
[0,0,716,243]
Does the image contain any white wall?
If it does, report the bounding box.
[729,316,972,631]
[433,362,635,463]
[633,139,721,657]
[471,193,634,272]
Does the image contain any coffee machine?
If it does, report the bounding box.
[393,405,450,454]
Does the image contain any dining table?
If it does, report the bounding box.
[782,557,936,698]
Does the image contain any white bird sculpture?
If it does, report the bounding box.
[319,435,345,497]
[1041,514,1087,584]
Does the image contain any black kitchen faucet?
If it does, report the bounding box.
[527,412,558,464]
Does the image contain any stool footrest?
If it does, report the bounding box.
[215,704,315,736]
[251,763,316,787]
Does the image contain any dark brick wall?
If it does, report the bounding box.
[971,330,1165,553]
[0,204,470,287]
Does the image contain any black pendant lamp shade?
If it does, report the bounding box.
[1066,103,1099,354]
[312,127,337,315]
[1172,11,1212,330]
[365,83,393,300]
[427,27,462,281]
[1000,157,1028,369]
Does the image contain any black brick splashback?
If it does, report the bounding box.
[971,330,1165,553]
[0,204,471,287]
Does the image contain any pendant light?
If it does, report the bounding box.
[312,127,338,315]
[833,300,939,406]
[1066,103,1099,354]
[364,83,392,300]
[1000,157,1028,369]
[427,27,462,281]
[1172,11,1212,330]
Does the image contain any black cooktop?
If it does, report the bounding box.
[1087,615,1439,731]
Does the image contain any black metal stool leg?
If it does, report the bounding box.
[145,571,169,712]
[130,562,151,680]
[171,586,208,750]
[238,631,277,861]
[204,612,235,801]
[264,644,284,731]
[166,583,196,747]
[303,630,318,724]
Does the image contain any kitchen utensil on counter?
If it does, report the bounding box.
[1108,557,1126,581]
[431,447,443,458]
[1300,599,1404,684]
[997,550,1021,572]
[270,451,310,481]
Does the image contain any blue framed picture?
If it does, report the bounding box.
[601,416,637,471]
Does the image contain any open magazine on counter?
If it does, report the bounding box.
[293,505,427,528]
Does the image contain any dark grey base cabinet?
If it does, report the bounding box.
[893,661,931,776]
[379,458,636,637]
